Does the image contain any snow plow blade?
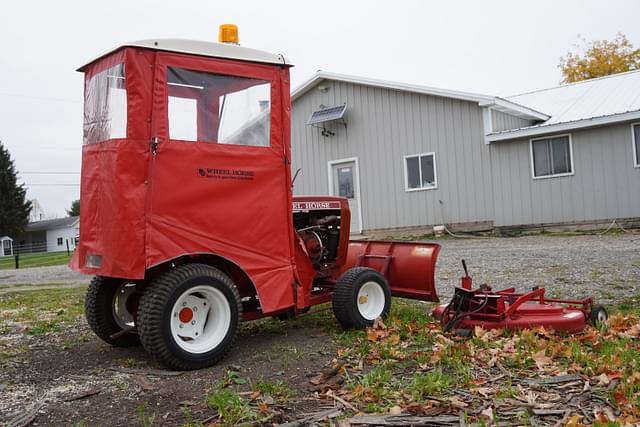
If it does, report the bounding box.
[342,240,440,302]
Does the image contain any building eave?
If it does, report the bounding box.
[292,71,495,104]
[486,110,640,143]
[479,97,550,121]
[292,71,550,122]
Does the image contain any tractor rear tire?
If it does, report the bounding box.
[137,264,241,371]
[332,267,391,329]
[85,276,140,347]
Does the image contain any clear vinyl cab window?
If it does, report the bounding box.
[83,64,127,145]
[167,67,271,147]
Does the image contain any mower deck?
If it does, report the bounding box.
[432,261,605,334]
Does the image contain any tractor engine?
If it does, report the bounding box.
[292,198,346,268]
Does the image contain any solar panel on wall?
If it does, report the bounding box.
[306,104,347,125]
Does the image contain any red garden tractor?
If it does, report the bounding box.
[71,26,440,370]
[72,26,604,371]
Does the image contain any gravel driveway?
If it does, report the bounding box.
[0,233,638,304]
[0,265,88,293]
[434,233,640,304]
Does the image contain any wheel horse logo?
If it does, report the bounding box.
[197,167,255,181]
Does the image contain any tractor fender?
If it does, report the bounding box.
[146,253,261,319]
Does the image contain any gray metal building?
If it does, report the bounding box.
[290,71,640,233]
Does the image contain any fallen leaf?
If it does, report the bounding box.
[480,407,494,422]
[353,384,365,397]
[448,396,468,409]
[596,373,610,386]
[565,414,584,427]
[473,387,495,398]
[532,350,552,370]
[133,375,155,391]
[618,324,640,339]
[388,406,402,415]
[387,334,401,345]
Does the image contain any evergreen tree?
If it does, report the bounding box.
[66,199,80,217]
[0,140,32,238]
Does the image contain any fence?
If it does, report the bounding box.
[0,251,73,270]
[12,242,49,255]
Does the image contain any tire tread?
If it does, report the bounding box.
[137,264,241,371]
[332,267,390,329]
[85,276,139,347]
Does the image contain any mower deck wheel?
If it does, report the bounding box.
[332,267,391,329]
[137,264,241,371]
[85,276,140,347]
[589,304,608,325]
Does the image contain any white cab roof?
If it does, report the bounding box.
[78,38,291,70]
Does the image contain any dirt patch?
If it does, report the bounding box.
[0,315,339,426]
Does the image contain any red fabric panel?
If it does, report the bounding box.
[124,48,154,141]
[145,142,294,312]
[83,50,126,81]
[72,139,148,278]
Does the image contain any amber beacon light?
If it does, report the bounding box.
[219,24,239,44]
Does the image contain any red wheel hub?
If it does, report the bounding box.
[179,307,193,323]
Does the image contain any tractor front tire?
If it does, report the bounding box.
[332,267,391,329]
[137,264,241,371]
[85,276,140,347]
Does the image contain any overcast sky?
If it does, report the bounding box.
[1,0,638,218]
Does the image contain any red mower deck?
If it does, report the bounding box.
[432,261,607,334]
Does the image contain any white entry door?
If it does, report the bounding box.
[328,158,362,234]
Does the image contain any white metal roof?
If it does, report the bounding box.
[78,39,291,71]
[292,71,548,121]
[25,217,79,232]
[488,69,640,141]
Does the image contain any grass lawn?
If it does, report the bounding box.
[0,251,72,270]
[0,286,86,336]
[1,286,639,425]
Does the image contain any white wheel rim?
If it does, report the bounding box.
[357,281,386,320]
[112,282,137,329]
[596,310,607,322]
[170,285,231,354]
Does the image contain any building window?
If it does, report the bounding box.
[404,152,437,191]
[57,237,63,246]
[633,123,640,168]
[530,134,574,179]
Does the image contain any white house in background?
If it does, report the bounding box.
[15,217,80,253]
[0,236,13,256]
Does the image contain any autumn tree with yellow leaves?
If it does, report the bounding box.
[559,33,640,83]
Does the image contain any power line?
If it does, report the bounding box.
[21,183,80,187]
[0,171,80,174]
[0,92,80,103]
[20,171,80,175]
